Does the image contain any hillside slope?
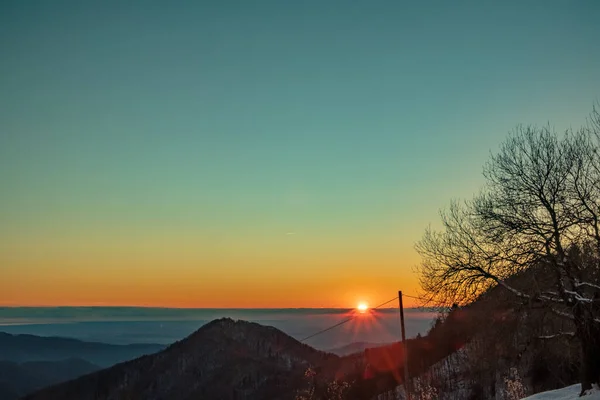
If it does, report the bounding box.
[23,318,340,400]
[0,358,99,400]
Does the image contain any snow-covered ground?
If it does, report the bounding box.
[521,384,600,400]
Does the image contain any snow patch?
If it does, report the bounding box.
[521,384,600,400]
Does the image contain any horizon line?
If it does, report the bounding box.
[0,305,432,310]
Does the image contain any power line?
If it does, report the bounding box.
[372,296,402,309]
[402,292,453,309]
[297,296,399,344]
[402,293,424,300]
[280,293,448,355]
[299,316,355,343]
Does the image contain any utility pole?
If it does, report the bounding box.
[398,291,411,400]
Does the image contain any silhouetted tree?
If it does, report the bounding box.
[416,106,600,394]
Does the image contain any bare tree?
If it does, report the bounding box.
[416,110,600,394]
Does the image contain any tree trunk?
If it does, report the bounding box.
[577,315,600,395]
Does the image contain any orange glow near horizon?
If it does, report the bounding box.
[0,234,422,308]
[0,273,421,309]
[0,240,418,309]
[0,281,422,309]
[0,289,420,309]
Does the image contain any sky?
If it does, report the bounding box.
[1,1,599,308]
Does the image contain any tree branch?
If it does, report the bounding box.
[538,331,576,339]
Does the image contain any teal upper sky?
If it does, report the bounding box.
[1,1,600,306]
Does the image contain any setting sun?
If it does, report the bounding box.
[357,302,369,312]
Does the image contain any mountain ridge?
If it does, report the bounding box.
[23,318,343,400]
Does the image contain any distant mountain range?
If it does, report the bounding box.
[0,358,100,400]
[0,331,165,367]
[23,318,346,400]
[0,331,165,399]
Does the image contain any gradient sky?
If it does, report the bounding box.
[1,1,599,308]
